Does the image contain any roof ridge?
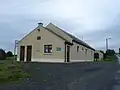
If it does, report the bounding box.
[46,23,95,50]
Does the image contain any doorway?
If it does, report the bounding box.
[66,45,70,62]
[20,46,25,61]
[26,45,32,62]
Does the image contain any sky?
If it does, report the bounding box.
[0,0,120,52]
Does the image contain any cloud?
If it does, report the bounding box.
[0,0,120,52]
[76,15,120,52]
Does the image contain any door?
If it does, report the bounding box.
[20,46,25,61]
[66,45,70,62]
[26,45,32,62]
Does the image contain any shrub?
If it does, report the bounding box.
[106,49,115,56]
[0,49,6,60]
[6,51,13,57]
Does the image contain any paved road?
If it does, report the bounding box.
[109,55,120,90]
[0,61,119,90]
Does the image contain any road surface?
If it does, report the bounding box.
[110,55,120,90]
[0,61,119,90]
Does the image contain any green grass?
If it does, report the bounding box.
[100,55,117,62]
[0,61,31,84]
[6,56,17,60]
[94,55,117,62]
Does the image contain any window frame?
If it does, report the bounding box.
[44,44,52,54]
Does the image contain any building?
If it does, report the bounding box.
[17,23,95,63]
[94,50,104,60]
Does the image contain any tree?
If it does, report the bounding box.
[0,49,6,60]
[6,51,13,57]
[106,49,115,56]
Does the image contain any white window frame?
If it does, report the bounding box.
[43,44,52,54]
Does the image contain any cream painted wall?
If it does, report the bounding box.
[70,42,94,62]
[99,52,103,60]
[17,26,65,62]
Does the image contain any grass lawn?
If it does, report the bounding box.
[99,55,117,62]
[0,60,31,84]
[6,56,17,60]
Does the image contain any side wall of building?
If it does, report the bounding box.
[17,26,65,62]
[95,51,104,60]
[99,52,104,60]
[70,42,94,62]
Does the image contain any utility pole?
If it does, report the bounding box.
[14,40,19,60]
[106,38,111,51]
[106,38,108,51]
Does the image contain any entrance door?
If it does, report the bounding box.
[20,46,25,61]
[66,45,70,62]
[26,45,32,62]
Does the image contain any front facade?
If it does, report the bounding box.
[17,23,95,63]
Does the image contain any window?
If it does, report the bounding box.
[44,45,52,53]
[82,47,84,51]
[85,49,87,55]
[77,46,79,52]
[37,36,41,40]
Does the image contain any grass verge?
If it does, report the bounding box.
[100,55,117,62]
[0,61,31,84]
[94,55,117,62]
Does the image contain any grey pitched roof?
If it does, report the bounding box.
[46,23,95,51]
[62,30,95,51]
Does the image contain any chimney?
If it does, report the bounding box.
[38,22,43,27]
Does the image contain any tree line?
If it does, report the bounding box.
[0,48,116,60]
[103,49,115,59]
[94,49,115,61]
[0,49,13,60]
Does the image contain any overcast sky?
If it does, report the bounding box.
[0,0,120,52]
